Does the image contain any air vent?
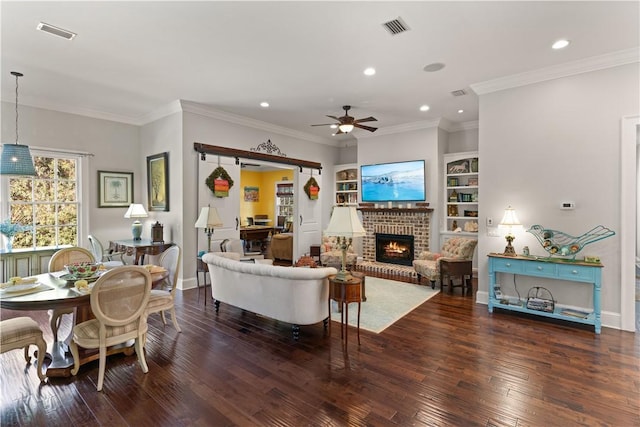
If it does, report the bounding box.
[37,22,76,40]
[382,17,409,35]
[450,89,467,97]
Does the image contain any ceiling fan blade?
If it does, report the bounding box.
[310,123,336,127]
[334,128,345,135]
[354,123,378,132]
[354,116,377,123]
[326,115,342,122]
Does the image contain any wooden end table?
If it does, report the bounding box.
[328,274,363,346]
[440,259,473,295]
[196,257,209,305]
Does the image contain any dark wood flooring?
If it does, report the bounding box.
[1,273,638,426]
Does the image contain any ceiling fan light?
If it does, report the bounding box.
[338,124,354,133]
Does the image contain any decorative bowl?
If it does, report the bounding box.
[65,262,100,278]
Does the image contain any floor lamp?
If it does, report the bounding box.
[195,206,223,252]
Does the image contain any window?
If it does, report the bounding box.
[5,153,82,250]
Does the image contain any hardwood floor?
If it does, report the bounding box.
[1,274,638,426]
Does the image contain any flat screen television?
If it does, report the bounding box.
[360,160,426,202]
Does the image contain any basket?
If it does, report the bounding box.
[526,287,555,313]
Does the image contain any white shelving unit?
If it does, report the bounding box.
[275,181,294,227]
[334,164,358,206]
[442,152,479,238]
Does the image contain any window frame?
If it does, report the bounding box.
[0,148,89,251]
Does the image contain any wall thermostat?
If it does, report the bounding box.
[560,201,575,210]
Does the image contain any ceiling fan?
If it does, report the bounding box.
[311,105,377,134]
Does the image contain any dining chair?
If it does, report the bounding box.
[146,245,181,332]
[88,235,126,268]
[0,317,47,381]
[70,266,152,391]
[48,247,96,342]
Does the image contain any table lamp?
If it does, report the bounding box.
[499,206,522,257]
[124,203,148,241]
[195,206,223,252]
[324,206,366,281]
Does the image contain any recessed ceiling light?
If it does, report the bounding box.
[260,102,269,108]
[458,109,464,114]
[552,39,570,49]
[419,105,430,112]
[364,67,376,76]
[423,63,445,72]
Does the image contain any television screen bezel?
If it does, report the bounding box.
[360,159,426,203]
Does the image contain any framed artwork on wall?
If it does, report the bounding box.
[98,171,133,208]
[244,186,259,202]
[147,152,169,211]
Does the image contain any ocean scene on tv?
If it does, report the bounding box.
[361,160,425,202]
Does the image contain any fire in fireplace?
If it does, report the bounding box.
[376,233,415,266]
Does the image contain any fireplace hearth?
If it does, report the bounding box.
[376,233,414,266]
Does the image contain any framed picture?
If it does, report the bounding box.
[98,171,133,208]
[147,152,169,212]
[244,186,259,202]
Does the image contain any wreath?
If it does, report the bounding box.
[304,177,320,200]
[206,166,234,197]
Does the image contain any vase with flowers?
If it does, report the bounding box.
[0,219,31,252]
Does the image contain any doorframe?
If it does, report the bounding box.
[620,115,639,331]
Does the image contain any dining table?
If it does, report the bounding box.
[0,267,169,378]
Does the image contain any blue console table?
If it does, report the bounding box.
[488,253,603,333]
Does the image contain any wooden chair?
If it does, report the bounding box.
[70,266,152,391]
[0,317,47,381]
[146,245,182,332]
[48,247,95,342]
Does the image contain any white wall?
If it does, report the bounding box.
[357,126,441,251]
[447,128,479,154]
[478,63,640,329]
[1,103,141,257]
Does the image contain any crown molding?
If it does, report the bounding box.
[357,118,443,138]
[179,100,336,146]
[8,98,143,125]
[470,48,640,95]
[138,100,183,125]
[448,120,479,132]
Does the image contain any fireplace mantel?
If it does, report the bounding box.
[359,207,434,213]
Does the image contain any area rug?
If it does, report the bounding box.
[330,277,439,333]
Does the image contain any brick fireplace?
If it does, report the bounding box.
[359,207,433,265]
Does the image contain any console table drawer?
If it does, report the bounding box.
[557,264,595,282]
[524,262,557,277]
[491,258,523,273]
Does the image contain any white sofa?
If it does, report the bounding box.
[202,252,337,339]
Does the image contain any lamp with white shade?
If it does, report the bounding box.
[195,206,223,252]
[324,206,366,281]
[124,204,148,241]
[499,206,522,257]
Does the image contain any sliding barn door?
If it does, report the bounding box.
[295,168,322,260]
[197,156,241,250]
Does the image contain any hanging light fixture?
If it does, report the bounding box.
[0,72,36,176]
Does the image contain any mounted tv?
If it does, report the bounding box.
[360,160,426,202]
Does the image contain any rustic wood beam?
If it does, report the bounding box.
[194,142,322,173]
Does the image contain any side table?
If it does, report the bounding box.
[328,274,363,346]
[196,257,209,305]
[440,259,473,295]
[310,244,321,263]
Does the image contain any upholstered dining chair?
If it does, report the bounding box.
[48,247,96,342]
[0,317,47,381]
[146,245,182,332]
[70,266,152,391]
[88,235,125,269]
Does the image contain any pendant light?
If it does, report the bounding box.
[0,72,36,176]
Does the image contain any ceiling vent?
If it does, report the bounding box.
[382,17,409,35]
[450,89,467,97]
[37,22,76,40]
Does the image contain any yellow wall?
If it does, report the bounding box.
[240,169,293,226]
